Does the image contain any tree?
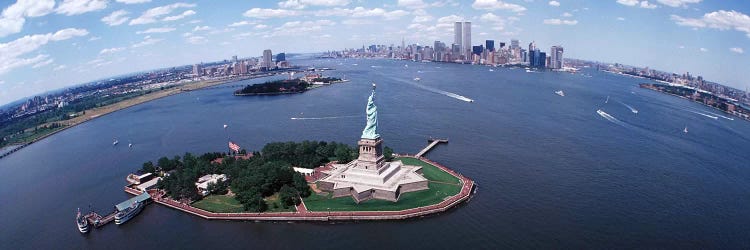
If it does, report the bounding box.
[384,146,394,161]
[142,161,156,173]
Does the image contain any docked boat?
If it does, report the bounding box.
[76,208,89,234]
[555,90,565,97]
[115,201,144,225]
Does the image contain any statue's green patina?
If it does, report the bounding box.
[361,83,379,139]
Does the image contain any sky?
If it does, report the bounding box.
[0,0,748,106]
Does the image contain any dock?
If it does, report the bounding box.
[416,138,448,157]
[84,211,117,228]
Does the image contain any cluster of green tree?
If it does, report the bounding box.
[308,77,342,83]
[234,79,309,95]
[261,141,358,168]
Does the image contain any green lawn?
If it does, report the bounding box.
[191,193,296,213]
[192,194,245,213]
[397,157,461,184]
[303,182,461,211]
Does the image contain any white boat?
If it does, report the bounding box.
[555,90,565,97]
[115,201,144,225]
[413,77,421,81]
[525,69,533,73]
[112,139,119,146]
[683,126,688,133]
[128,143,133,148]
[489,69,494,72]
[605,96,610,104]
[76,208,89,234]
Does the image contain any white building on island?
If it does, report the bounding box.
[195,174,228,196]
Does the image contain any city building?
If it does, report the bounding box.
[195,174,228,196]
[262,49,273,70]
[317,85,429,203]
[462,21,472,58]
[276,52,286,62]
[454,22,462,56]
[550,46,564,69]
[485,40,495,52]
[192,64,202,76]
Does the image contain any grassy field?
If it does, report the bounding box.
[397,157,461,184]
[303,158,463,212]
[192,194,245,213]
[303,182,461,211]
[191,193,296,213]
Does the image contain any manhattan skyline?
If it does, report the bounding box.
[0,0,748,106]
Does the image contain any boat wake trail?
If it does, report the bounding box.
[391,77,474,103]
[597,109,627,126]
[701,110,734,121]
[618,101,639,114]
[291,115,359,120]
[687,110,718,120]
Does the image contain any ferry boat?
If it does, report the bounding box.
[115,201,144,225]
[413,77,421,81]
[76,208,89,234]
[555,90,565,97]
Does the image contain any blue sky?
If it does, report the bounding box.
[0,0,748,105]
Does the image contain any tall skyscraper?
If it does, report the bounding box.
[453,22,462,54]
[262,49,272,69]
[192,64,202,76]
[510,39,519,50]
[485,40,495,52]
[276,52,286,62]
[550,46,564,69]
[462,21,471,58]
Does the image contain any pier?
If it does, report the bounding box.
[416,138,448,157]
[84,211,117,228]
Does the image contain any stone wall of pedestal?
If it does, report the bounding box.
[372,189,398,201]
[399,181,429,193]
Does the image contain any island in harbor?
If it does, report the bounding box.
[233,73,345,96]
[119,85,474,221]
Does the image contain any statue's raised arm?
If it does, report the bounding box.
[361,83,379,139]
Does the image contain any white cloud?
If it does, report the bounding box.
[186,35,207,44]
[193,25,210,31]
[398,0,428,9]
[254,24,268,29]
[101,10,130,26]
[116,0,151,4]
[132,36,162,48]
[412,9,434,22]
[640,1,657,9]
[617,17,626,21]
[279,0,350,9]
[314,7,409,20]
[88,36,101,41]
[53,64,67,71]
[99,47,125,54]
[678,45,685,49]
[136,27,175,34]
[130,2,196,25]
[32,58,54,68]
[342,19,374,25]
[163,10,195,21]
[268,19,335,37]
[229,21,255,27]
[56,0,108,16]
[0,28,88,75]
[549,1,560,7]
[671,10,750,38]
[699,47,708,52]
[543,18,578,25]
[562,12,572,17]
[730,47,744,54]
[0,0,56,37]
[656,0,701,8]
[471,0,526,12]
[616,0,639,6]
[243,8,299,19]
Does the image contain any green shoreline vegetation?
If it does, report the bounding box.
[302,157,462,212]
[233,77,342,96]
[145,141,367,213]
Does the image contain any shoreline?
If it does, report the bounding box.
[639,84,750,122]
[0,74,273,160]
[126,156,476,222]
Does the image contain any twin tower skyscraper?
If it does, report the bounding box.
[454,21,471,59]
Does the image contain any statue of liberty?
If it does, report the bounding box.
[361,83,379,139]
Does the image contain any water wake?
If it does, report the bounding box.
[291,115,359,120]
[618,101,639,114]
[701,110,734,121]
[687,110,718,120]
[597,109,626,126]
[391,77,474,103]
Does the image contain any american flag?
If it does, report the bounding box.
[228,141,241,153]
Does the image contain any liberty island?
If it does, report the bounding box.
[80,82,476,226]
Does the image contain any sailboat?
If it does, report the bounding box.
[555,90,565,97]
[683,126,688,133]
[112,138,119,146]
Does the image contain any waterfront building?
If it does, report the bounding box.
[276,52,286,62]
[317,85,429,203]
[472,45,483,57]
[192,64,202,76]
[486,40,495,52]
[462,21,472,58]
[195,174,228,196]
[454,22,462,55]
[262,49,273,70]
[550,46,564,69]
[510,39,519,50]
